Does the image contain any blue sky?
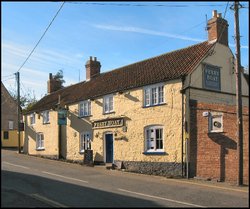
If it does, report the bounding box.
[2,1,249,100]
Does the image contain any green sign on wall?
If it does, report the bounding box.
[58,109,67,125]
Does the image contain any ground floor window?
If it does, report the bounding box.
[3,131,9,139]
[80,132,91,153]
[145,126,164,152]
[36,133,44,150]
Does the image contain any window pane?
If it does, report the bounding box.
[156,129,163,149]
[151,87,158,105]
[109,96,113,111]
[158,86,164,103]
[4,131,9,139]
[8,121,14,130]
[88,101,91,115]
[144,89,150,106]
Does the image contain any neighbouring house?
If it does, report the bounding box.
[23,10,249,185]
[1,82,24,148]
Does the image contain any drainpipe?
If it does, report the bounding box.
[180,76,186,178]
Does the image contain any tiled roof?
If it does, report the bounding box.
[27,41,215,114]
[244,73,249,84]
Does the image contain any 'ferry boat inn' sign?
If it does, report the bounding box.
[92,118,124,129]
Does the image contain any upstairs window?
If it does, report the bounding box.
[145,126,164,152]
[103,94,114,114]
[42,110,50,124]
[144,84,165,107]
[79,100,91,117]
[8,121,14,130]
[30,113,35,125]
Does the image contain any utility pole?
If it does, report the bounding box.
[15,72,21,153]
[232,1,243,186]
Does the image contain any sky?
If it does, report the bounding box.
[1,1,249,100]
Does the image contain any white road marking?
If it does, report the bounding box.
[30,193,68,208]
[118,188,206,208]
[2,162,30,170]
[42,171,88,183]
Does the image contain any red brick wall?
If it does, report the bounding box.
[189,100,249,185]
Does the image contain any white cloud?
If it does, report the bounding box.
[93,24,249,49]
[92,24,205,42]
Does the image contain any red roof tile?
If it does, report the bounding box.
[27,41,215,113]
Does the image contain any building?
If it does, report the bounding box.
[23,11,249,185]
[1,82,24,148]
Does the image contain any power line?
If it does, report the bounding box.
[67,2,227,7]
[2,76,15,82]
[17,2,65,73]
[2,73,15,78]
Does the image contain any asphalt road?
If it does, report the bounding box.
[1,149,249,207]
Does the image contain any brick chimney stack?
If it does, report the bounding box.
[207,10,229,46]
[47,73,63,94]
[85,56,101,81]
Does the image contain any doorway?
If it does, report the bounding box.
[105,133,113,163]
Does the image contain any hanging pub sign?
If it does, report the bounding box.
[58,108,67,125]
[203,64,221,91]
[92,118,124,129]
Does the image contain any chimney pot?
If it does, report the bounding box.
[207,10,228,46]
[217,13,222,18]
[212,10,217,18]
[47,73,63,94]
[85,56,101,81]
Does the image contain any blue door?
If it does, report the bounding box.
[105,134,113,163]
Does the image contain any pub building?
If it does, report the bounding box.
[23,10,249,185]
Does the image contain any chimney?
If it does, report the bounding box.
[47,73,63,94]
[85,56,101,81]
[207,10,229,46]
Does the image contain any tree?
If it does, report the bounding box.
[53,69,65,85]
[8,87,37,113]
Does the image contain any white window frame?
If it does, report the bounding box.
[103,94,114,114]
[8,120,14,130]
[144,84,165,107]
[36,132,44,150]
[80,132,92,153]
[79,100,91,117]
[42,110,50,124]
[145,125,164,152]
[30,113,35,125]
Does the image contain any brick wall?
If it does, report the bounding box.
[189,100,249,185]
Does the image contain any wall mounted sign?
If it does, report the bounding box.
[92,118,124,129]
[203,65,221,91]
[58,108,67,125]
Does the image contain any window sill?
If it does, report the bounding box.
[143,103,167,108]
[208,131,224,134]
[143,151,167,155]
[103,111,115,115]
[43,122,50,125]
[78,115,92,118]
[36,148,45,151]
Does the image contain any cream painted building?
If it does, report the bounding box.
[1,82,24,148]
[23,11,249,184]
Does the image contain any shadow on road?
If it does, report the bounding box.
[1,170,162,207]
